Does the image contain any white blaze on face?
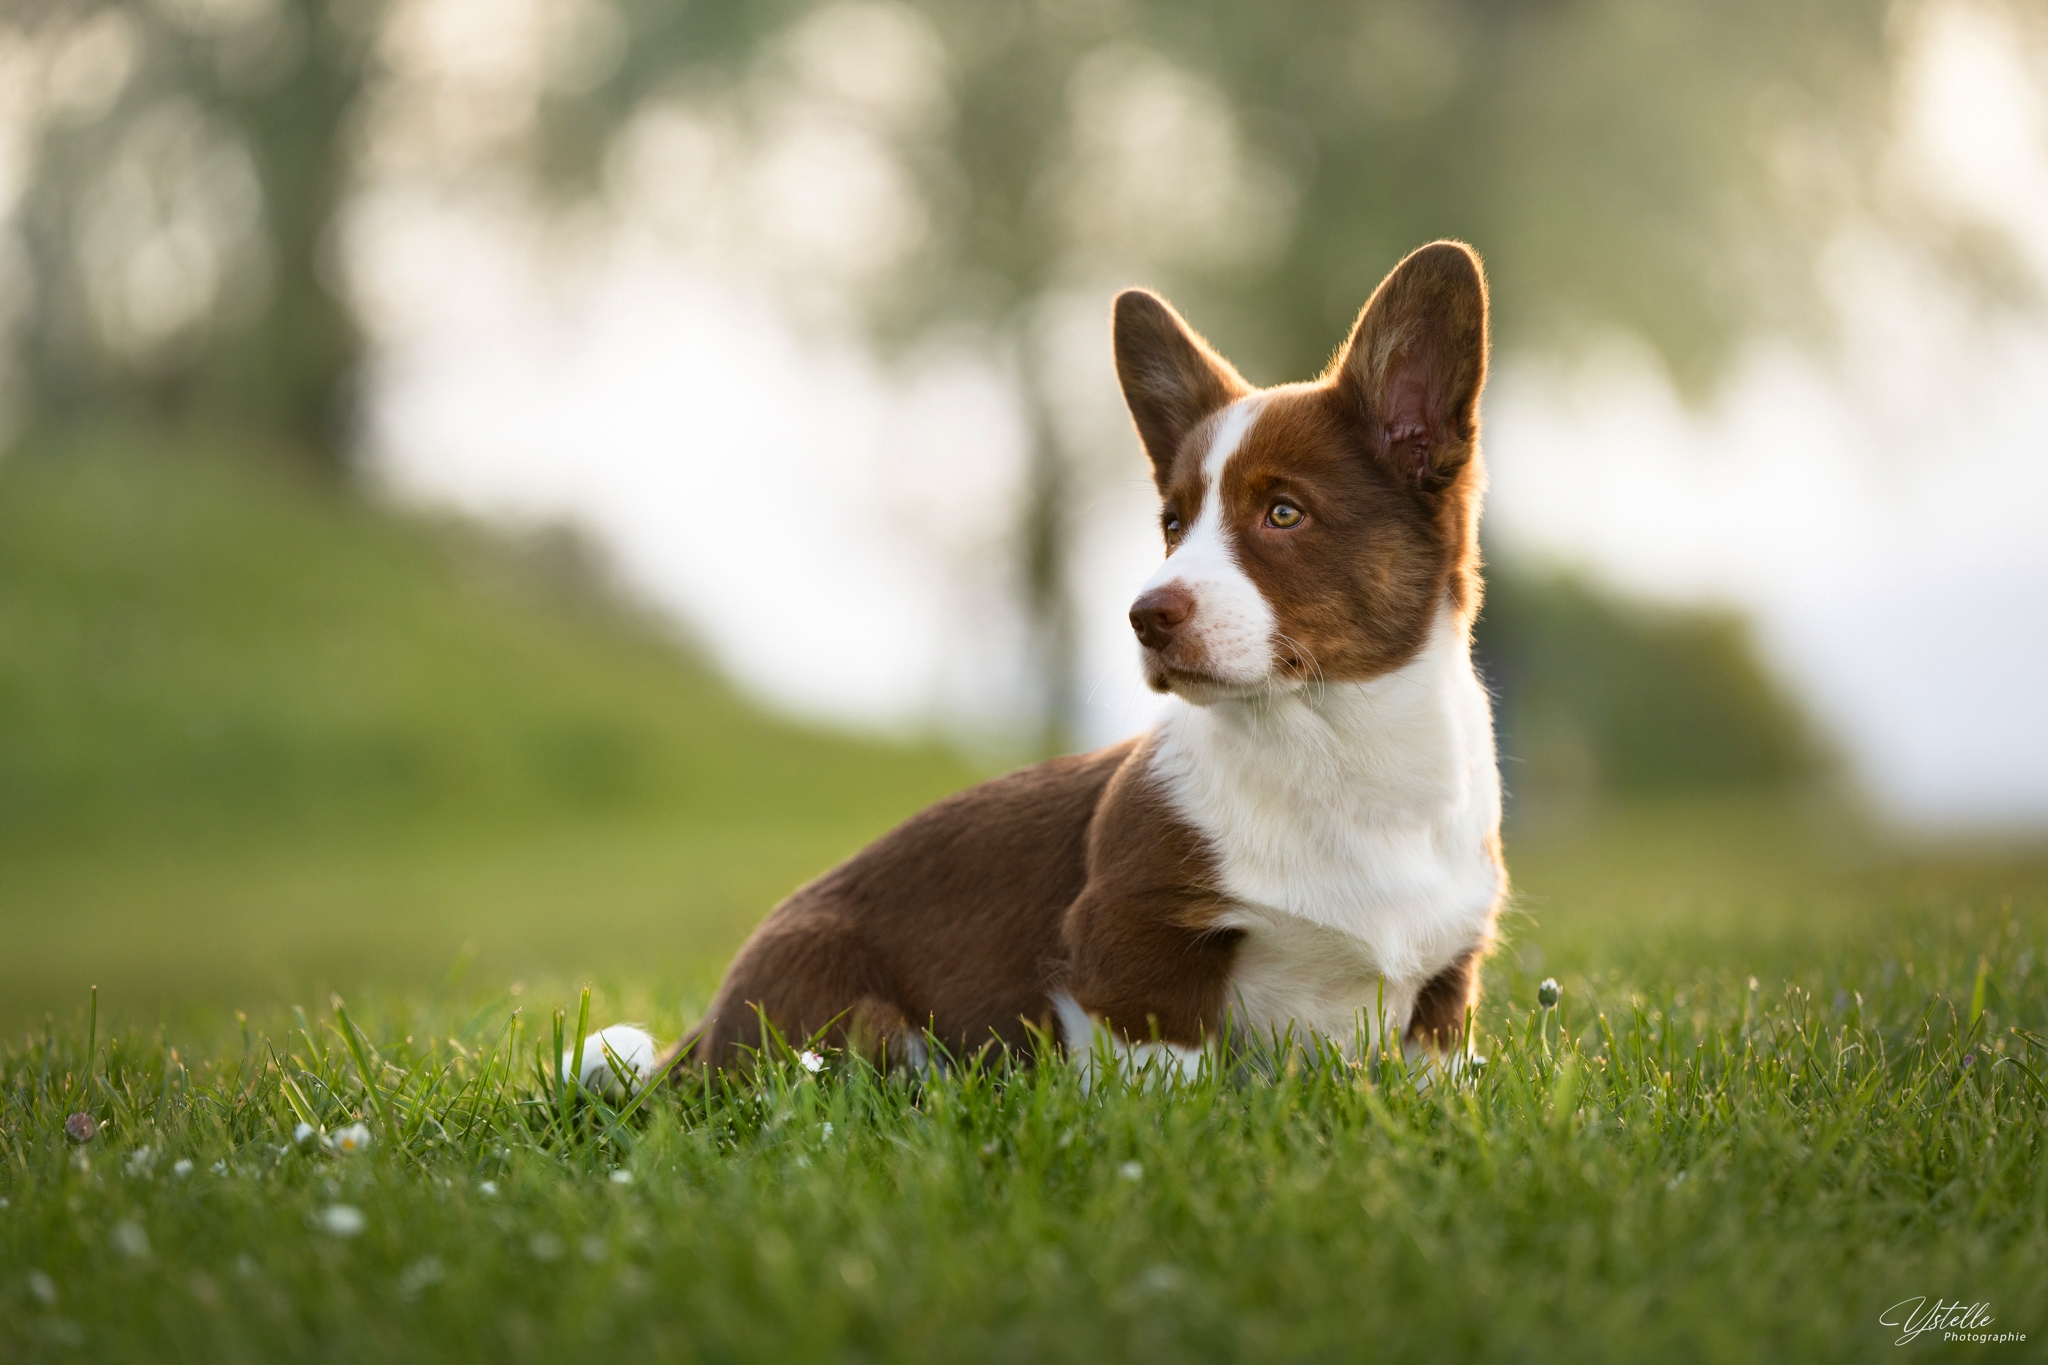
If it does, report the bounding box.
[1139,397,1276,689]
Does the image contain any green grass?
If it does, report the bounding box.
[5,434,2047,1359]
[0,431,975,856]
[2,826,2045,1362]
[0,433,982,1025]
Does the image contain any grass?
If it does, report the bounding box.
[2,815,2045,1362]
[4,434,2046,1359]
[0,433,981,1025]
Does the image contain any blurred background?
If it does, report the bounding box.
[3,0,2046,1029]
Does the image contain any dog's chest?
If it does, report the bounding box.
[1149,630,1503,1047]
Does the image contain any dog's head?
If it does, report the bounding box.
[1114,241,1490,702]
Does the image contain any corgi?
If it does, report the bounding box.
[667,241,1504,1076]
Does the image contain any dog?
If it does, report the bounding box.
[664,240,1504,1078]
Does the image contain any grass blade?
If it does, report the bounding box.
[331,996,403,1153]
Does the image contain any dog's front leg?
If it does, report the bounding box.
[1053,882,1243,1083]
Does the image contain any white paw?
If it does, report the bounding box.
[1053,993,1205,1089]
[1403,1043,1482,1090]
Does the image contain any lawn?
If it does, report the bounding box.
[4,802,2043,1362]
[2,439,2044,1361]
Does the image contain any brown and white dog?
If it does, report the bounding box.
[668,240,1504,1077]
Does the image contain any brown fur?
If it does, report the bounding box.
[685,742,1135,1067]
[668,242,1500,1075]
[1405,951,1480,1050]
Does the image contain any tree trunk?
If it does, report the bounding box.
[1017,354,1080,758]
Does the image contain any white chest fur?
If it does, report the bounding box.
[1148,608,1505,1052]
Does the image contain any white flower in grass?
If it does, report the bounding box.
[324,1123,372,1155]
[125,1146,155,1176]
[292,1122,317,1148]
[798,1050,825,1074]
[28,1270,56,1305]
[172,1158,193,1179]
[608,1169,633,1185]
[1118,1161,1144,1182]
[317,1204,366,1238]
[110,1220,150,1259]
[478,1180,499,1197]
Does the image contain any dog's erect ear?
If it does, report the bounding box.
[1331,241,1489,495]
[1113,289,1251,482]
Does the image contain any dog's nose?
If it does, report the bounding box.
[1129,585,1195,650]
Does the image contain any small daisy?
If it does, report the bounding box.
[608,1169,633,1185]
[324,1123,372,1155]
[172,1158,194,1178]
[292,1122,318,1148]
[798,1050,825,1074]
[1119,1161,1144,1182]
[478,1180,499,1197]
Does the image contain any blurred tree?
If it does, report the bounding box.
[539,0,2014,748]
[5,0,381,472]
[4,0,2033,772]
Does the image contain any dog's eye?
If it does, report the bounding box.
[1163,516,1182,542]
[1266,503,1304,529]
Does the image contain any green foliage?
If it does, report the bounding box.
[1,844,2043,1362]
[573,0,1945,384]
[1476,571,1822,798]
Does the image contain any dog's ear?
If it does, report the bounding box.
[1113,289,1251,483]
[1331,241,1489,495]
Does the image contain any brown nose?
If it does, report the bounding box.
[1129,585,1195,650]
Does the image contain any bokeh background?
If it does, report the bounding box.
[3,0,2046,1031]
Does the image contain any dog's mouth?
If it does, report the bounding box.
[1144,644,1321,701]
[1144,657,1270,700]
